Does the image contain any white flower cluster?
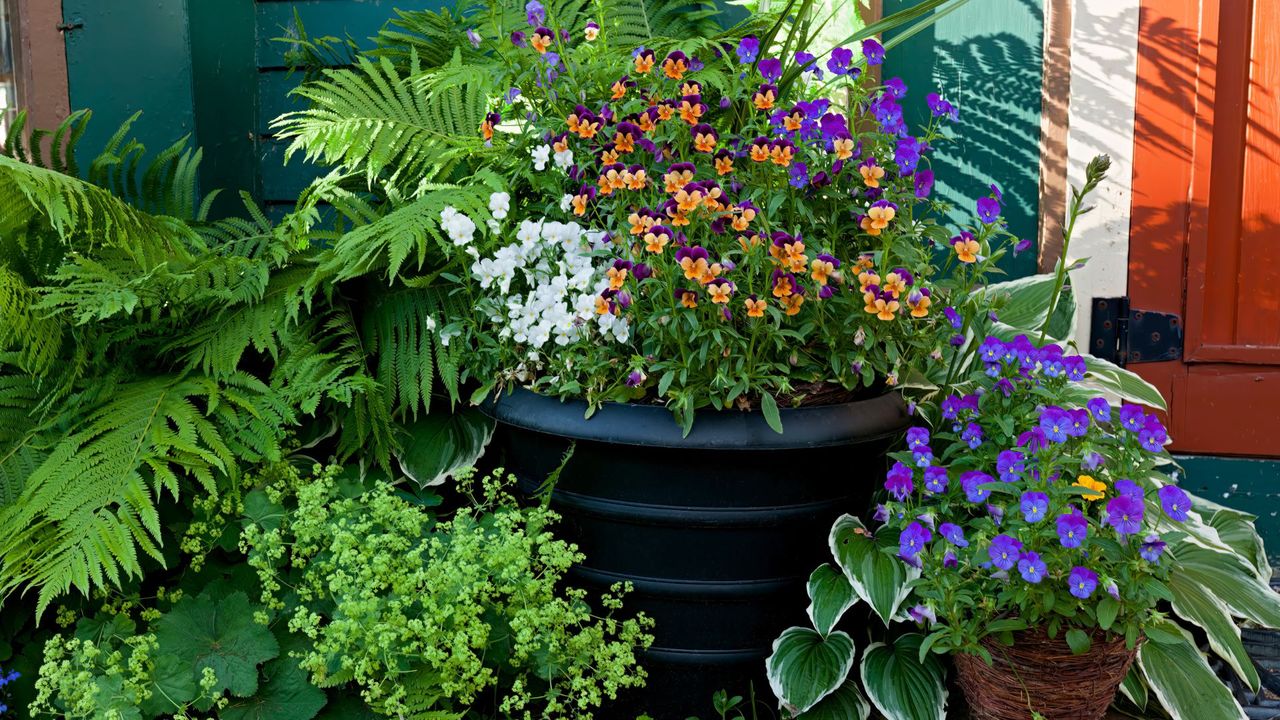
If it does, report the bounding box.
[472,217,628,353]
[439,206,477,246]
[531,144,551,171]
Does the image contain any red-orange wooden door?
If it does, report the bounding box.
[1130,0,1280,457]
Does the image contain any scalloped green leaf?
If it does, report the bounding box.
[153,591,279,701]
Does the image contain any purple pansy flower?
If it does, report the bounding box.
[1039,406,1071,443]
[884,76,907,99]
[939,522,968,547]
[511,30,527,47]
[1105,494,1144,537]
[988,534,1023,571]
[827,46,854,75]
[1158,485,1191,522]
[862,38,885,66]
[926,92,959,121]
[736,36,759,64]
[525,0,545,25]
[943,550,958,568]
[1119,404,1146,432]
[1088,397,1111,422]
[1014,238,1033,256]
[885,461,914,501]
[1018,551,1047,583]
[977,196,1001,223]
[906,427,930,450]
[961,422,983,449]
[914,169,935,198]
[1057,512,1088,548]
[873,503,889,523]
[909,604,937,624]
[1140,416,1168,452]
[1069,566,1099,599]
[759,57,782,81]
[1140,534,1167,562]
[961,471,993,503]
[1020,491,1049,523]
[899,521,932,558]
[788,161,809,188]
[1115,479,1143,500]
[923,466,948,494]
[997,450,1025,483]
[626,370,645,387]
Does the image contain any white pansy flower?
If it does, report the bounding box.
[531,144,551,171]
[553,148,574,170]
[488,191,511,220]
[559,194,573,213]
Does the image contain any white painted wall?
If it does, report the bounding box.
[1063,0,1141,348]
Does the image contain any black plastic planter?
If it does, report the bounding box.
[484,387,908,719]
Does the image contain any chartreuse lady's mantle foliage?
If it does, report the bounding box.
[27,464,650,719]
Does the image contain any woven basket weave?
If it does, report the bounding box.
[954,628,1138,720]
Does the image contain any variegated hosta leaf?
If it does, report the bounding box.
[766,627,856,715]
[796,678,870,720]
[860,634,947,720]
[806,563,857,637]
[1138,621,1247,720]
[829,514,918,625]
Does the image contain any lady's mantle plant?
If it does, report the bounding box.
[882,335,1181,658]
[462,20,1024,429]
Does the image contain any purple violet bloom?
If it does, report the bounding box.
[1020,491,1049,523]
[466,28,482,48]
[944,307,963,330]
[1067,408,1091,437]
[1158,485,1191,522]
[997,450,1026,483]
[511,30,527,47]
[885,462,914,501]
[977,196,1001,223]
[939,522,968,547]
[923,466,948,494]
[1115,479,1143,500]
[626,370,645,387]
[906,426,930,450]
[1018,551,1047,583]
[1069,566,1099,599]
[915,169,935,198]
[788,161,809,188]
[1119,404,1146,432]
[988,534,1023,571]
[961,471,993,503]
[873,503,890,523]
[525,0,545,26]
[926,92,959,121]
[1039,406,1071,443]
[1057,513,1088,548]
[1014,238,1033,256]
[884,76,907,98]
[759,57,782,81]
[795,50,822,78]
[1140,534,1167,562]
[1140,417,1168,452]
[943,550,958,568]
[1088,397,1112,423]
[736,36,759,64]
[827,46,854,75]
[988,504,1005,526]
[1082,451,1105,471]
[899,521,932,558]
[862,38,885,66]
[1105,494,1145,537]
[961,422,983,449]
[909,604,937,624]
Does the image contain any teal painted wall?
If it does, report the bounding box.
[1178,455,1280,565]
[884,0,1043,279]
[62,0,196,163]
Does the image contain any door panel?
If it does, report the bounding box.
[1130,0,1280,456]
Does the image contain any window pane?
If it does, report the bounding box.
[0,0,14,136]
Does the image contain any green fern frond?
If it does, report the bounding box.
[0,373,290,617]
[273,53,493,195]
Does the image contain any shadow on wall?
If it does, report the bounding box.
[885,0,1044,279]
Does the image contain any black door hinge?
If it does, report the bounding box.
[1089,297,1182,366]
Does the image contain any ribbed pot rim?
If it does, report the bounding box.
[482,385,908,450]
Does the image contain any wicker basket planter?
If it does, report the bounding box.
[954,628,1139,720]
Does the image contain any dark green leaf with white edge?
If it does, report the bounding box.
[1138,621,1247,720]
[1198,496,1273,580]
[766,627,856,714]
[153,591,280,700]
[1119,665,1147,712]
[396,407,495,488]
[860,634,947,720]
[1081,355,1167,411]
[807,564,858,637]
[1168,569,1260,691]
[796,678,871,720]
[830,514,919,625]
[1171,543,1280,628]
[983,274,1059,334]
[221,655,327,720]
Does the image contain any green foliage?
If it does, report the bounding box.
[153,591,280,701]
[240,464,653,718]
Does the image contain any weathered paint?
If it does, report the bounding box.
[1129,0,1280,458]
[884,0,1044,280]
[1177,455,1280,564]
[1062,0,1139,348]
[61,0,195,163]
[11,0,70,131]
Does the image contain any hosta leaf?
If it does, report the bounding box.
[396,407,494,488]
[1119,665,1147,712]
[807,563,857,637]
[1138,621,1246,720]
[860,633,947,720]
[830,514,918,625]
[153,591,280,700]
[1082,356,1167,411]
[1168,569,1260,691]
[766,627,856,714]
[796,678,871,720]
[1170,544,1280,628]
